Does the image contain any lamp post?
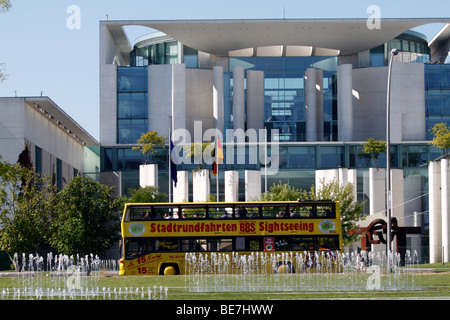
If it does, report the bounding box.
[386,48,398,271]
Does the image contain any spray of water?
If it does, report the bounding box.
[0,252,168,300]
[185,250,420,292]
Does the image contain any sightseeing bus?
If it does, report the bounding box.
[119,200,343,275]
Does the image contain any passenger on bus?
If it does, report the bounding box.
[143,211,151,220]
[276,211,286,218]
[164,212,173,219]
[220,211,229,219]
[290,209,299,218]
[238,205,248,218]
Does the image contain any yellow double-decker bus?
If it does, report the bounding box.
[119,200,342,275]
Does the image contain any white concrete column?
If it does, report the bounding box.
[391,169,404,220]
[305,68,316,141]
[100,64,117,146]
[225,170,239,202]
[173,171,189,203]
[315,169,339,190]
[149,64,186,140]
[245,170,261,201]
[442,158,450,262]
[193,169,210,202]
[246,70,265,135]
[390,63,426,143]
[315,168,357,201]
[233,66,245,132]
[315,69,324,141]
[369,168,386,216]
[404,174,423,227]
[213,66,224,135]
[149,64,171,137]
[172,64,186,133]
[429,160,442,263]
[337,64,353,141]
[139,164,158,189]
[342,168,358,201]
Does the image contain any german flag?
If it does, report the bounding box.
[212,137,224,176]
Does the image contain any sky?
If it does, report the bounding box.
[0,0,449,141]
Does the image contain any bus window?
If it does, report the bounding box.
[181,239,207,251]
[155,239,179,251]
[208,238,233,252]
[207,205,234,219]
[262,205,288,218]
[243,205,261,218]
[125,238,153,258]
[124,207,131,221]
[274,237,289,251]
[153,206,176,220]
[317,236,339,250]
[296,237,315,251]
[181,206,206,219]
[236,205,249,218]
[130,207,148,220]
[247,238,262,251]
[235,237,245,250]
[317,205,335,218]
[293,205,315,218]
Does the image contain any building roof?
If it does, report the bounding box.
[25,97,99,147]
[101,18,450,63]
[429,23,450,61]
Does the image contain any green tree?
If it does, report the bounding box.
[0,0,11,12]
[260,180,365,247]
[311,179,365,246]
[0,63,6,83]
[184,141,214,171]
[259,181,308,201]
[127,186,167,203]
[362,138,386,169]
[0,1,11,82]
[429,122,450,157]
[132,131,166,164]
[50,176,123,256]
[0,157,56,263]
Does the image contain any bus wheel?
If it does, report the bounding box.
[274,262,294,274]
[160,264,179,275]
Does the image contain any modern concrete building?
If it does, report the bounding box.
[0,97,100,186]
[99,18,450,262]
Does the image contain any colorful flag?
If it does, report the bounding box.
[212,137,224,176]
[170,139,178,187]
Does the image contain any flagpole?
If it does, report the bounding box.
[216,129,219,202]
[168,127,172,203]
[265,127,268,193]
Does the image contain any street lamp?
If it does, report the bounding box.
[386,48,398,271]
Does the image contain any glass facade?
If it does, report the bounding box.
[425,64,450,139]
[101,142,440,197]
[361,31,430,68]
[228,57,338,142]
[130,41,180,66]
[388,32,430,64]
[117,67,148,144]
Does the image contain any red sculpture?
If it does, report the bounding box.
[352,218,421,265]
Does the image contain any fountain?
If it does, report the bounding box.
[0,252,168,300]
[185,250,420,292]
